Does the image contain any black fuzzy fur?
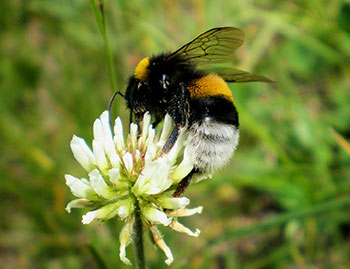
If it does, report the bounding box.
[125,53,239,128]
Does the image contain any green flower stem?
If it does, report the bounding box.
[133,201,145,269]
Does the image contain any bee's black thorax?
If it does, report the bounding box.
[125,53,238,128]
[148,53,204,85]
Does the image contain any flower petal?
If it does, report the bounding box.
[171,147,194,183]
[169,130,187,164]
[65,198,93,213]
[109,152,121,168]
[135,149,142,163]
[109,168,121,184]
[70,135,96,172]
[65,174,97,199]
[130,123,138,149]
[119,220,133,265]
[117,199,135,219]
[93,117,104,142]
[81,210,97,224]
[113,117,125,151]
[159,114,173,142]
[108,168,130,190]
[150,225,174,265]
[92,140,109,172]
[158,197,190,210]
[123,152,133,173]
[89,169,115,199]
[100,111,119,158]
[118,206,128,219]
[144,141,156,165]
[93,112,120,167]
[167,206,203,217]
[169,220,201,237]
[141,112,151,143]
[142,205,171,226]
[144,125,155,149]
[82,202,120,224]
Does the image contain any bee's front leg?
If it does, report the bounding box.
[162,83,189,153]
[162,127,181,153]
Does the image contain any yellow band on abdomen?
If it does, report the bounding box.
[188,74,234,103]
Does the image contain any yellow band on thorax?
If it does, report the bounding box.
[188,74,234,103]
[134,57,150,81]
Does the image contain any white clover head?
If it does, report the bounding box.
[65,111,202,265]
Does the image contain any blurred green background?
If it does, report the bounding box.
[1,0,350,268]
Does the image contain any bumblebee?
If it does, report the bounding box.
[118,27,271,197]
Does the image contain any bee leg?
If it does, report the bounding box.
[162,82,188,153]
[162,127,181,153]
[134,112,143,126]
[172,168,198,197]
[134,112,146,137]
[129,110,133,125]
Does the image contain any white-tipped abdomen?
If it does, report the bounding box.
[185,117,239,182]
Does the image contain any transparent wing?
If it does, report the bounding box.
[206,66,273,83]
[168,27,245,64]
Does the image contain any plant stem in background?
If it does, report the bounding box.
[89,0,117,93]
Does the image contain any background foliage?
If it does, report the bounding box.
[1,0,349,268]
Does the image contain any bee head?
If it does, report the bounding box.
[125,54,190,123]
[135,55,174,92]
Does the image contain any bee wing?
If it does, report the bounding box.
[207,66,273,83]
[168,27,245,63]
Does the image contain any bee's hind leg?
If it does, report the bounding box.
[172,168,198,197]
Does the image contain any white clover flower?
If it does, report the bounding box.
[65,111,202,265]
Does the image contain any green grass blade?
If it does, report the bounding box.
[89,0,117,94]
[208,196,350,247]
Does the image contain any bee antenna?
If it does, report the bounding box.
[108,89,125,127]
